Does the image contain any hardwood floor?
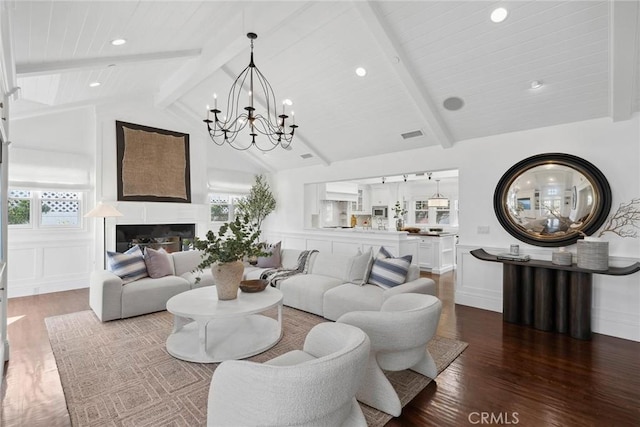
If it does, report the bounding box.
[1,272,639,426]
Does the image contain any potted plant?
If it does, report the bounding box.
[193,214,269,300]
[236,174,276,232]
[393,201,407,231]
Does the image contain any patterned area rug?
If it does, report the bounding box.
[45,307,467,426]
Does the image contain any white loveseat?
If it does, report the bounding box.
[244,248,437,321]
[90,250,214,321]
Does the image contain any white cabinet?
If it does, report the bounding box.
[370,185,388,206]
[320,182,358,202]
[418,234,456,274]
[418,238,434,270]
[351,186,371,214]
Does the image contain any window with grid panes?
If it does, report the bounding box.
[8,189,32,226]
[209,193,245,222]
[414,200,429,224]
[40,191,82,227]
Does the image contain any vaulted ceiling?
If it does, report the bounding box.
[5,1,640,172]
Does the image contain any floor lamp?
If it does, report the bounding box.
[85,203,124,269]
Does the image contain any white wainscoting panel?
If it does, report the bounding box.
[43,244,90,277]
[281,236,306,251]
[306,239,333,253]
[332,241,361,255]
[455,246,503,313]
[8,248,37,281]
[9,240,91,298]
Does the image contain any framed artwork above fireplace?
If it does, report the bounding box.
[116,120,191,203]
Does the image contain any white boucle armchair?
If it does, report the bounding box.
[337,293,442,417]
[207,322,370,427]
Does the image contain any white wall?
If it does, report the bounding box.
[268,115,640,341]
[8,106,96,296]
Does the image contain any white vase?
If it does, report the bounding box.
[211,260,244,300]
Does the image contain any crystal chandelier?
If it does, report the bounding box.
[204,32,298,151]
[428,179,449,207]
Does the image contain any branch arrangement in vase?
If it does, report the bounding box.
[193,214,270,270]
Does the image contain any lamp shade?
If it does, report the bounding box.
[427,197,449,208]
[85,203,124,218]
[427,179,449,208]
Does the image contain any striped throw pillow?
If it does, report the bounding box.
[368,247,412,289]
[107,245,148,284]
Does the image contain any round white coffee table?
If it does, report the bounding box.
[165,286,283,363]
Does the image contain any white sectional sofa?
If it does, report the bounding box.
[90,247,436,323]
[90,250,214,321]
[244,248,437,321]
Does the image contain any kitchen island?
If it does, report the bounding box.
[410,233,456,274]
[263,228,421,266]
[261,228,456,274]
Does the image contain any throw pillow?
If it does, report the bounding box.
[107,245,148,284]
[347,248,373,285]
[368,247,412,289]
[144,247,173,278]
[256,241,282,268]
[377,246,394,260]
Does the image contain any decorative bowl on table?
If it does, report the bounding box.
[239,279,268,293]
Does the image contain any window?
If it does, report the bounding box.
[40,191,82,227]
[414,200,429,224]
[209,193,245,222]
[8,190,32,226]
[8,189,83,228]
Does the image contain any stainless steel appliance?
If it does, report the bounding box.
[372,205,388,218]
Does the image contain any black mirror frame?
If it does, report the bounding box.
[493,153,612,247]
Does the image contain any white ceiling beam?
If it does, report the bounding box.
[153,31,247,109]
[355,1,454,148]
[154,1,311,110]
[609,0,640,122]
[16,49,202,77]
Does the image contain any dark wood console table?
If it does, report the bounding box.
[470,248,640,340]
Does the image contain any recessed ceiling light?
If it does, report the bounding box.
[89,82,101,88]
[530,80,543,89]
[111,38,127,46]
[443,97,464,111]
[490,7,508,23]
[355,67,367,77]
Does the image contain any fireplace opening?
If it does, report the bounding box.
[116,224,196,253]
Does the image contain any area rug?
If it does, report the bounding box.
[45,307,467,426]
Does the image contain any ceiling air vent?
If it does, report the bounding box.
[401,130,423,140]
[300,153,314,159]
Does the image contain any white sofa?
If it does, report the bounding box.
[90,247,436,323]
[244,248,437,321]
[89,250,214,322]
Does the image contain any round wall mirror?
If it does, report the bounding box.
[493,153,611,247]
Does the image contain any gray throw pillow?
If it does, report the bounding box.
[347,248,373,285]
[144,247,173,278]
[256,241,282,268]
